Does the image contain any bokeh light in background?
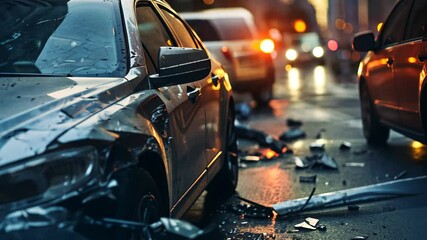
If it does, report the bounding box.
[377,22,383,32]
[327,40,338,51]
[293,19,307,33]
[203,0,214,5]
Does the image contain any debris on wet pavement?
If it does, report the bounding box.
[240,155,262,162]
[304,217,319,227]
[299,175,317,183]
[239,149,279,163]
[294,221,317,230]
[279,128,306,142]
[273,175,427,215]
[309,142,325,152]
[351,235,369,240]
[339,141,352,150]
[343,162,365,167]
[235,102,252,120]
[286,118,303,128]
[235,120,288,153]
[295,154,339,169]
[225,197,275,219]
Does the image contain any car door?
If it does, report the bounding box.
[366,0,412,126]
[135,2,206,210]
[158,6,223,178]
[394,0,427,133]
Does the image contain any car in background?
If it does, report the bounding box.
[283,31,325,65]
[181,8,276,106]
[0,0,238,238]
[353,0,427,145]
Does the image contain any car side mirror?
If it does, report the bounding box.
[148,47,211,89]
[353,31,376,52]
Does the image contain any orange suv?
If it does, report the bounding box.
[353,0,427,145]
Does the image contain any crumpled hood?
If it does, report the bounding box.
[0,76,131,166]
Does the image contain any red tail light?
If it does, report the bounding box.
[260,38,275,54]
[221,46,233,62]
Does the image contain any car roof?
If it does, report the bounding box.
[180,7,253,20]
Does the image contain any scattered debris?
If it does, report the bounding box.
[273,175,427,215]
[394,170,407,180]
[351,235,369,240]
[348,205,360,211]
[305,217,319,227]
[279,128,306,142]
[287,118,303,127]
[309,142,325,152]
[287,229,300,233]
[343,162,365,167]
[226,196,275,219]
[295,154,338,170]
[299,175,317,183]
[235,120,288,153]
[339,141,352,150]
[294,222,316,230]
[317,224,327,231]
[239,148,279,163]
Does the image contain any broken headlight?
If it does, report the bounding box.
[0,146,97,213]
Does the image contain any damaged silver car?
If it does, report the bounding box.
[0,0,238,238]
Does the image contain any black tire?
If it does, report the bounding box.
[252,85,273,107]
[208,107,238,195]
[360,82,390,145]
[113,168,164,240]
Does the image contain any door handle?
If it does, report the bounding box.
[211,73,220,87]
[387,57,394,67]
[187,86,201,103]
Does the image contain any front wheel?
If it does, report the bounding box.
[113,168,164,240]
[360,82,390,145]
[208,107,238,195]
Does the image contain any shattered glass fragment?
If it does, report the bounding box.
[351,235,369,240]
[317,224,327,231]
[393,170,407,180]
[295,154,338,169]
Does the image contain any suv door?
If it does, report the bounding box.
[366,0,412,126]
[394,0,427,133]
[135,2,207,212]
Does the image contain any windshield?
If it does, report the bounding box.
[0,0,126,77]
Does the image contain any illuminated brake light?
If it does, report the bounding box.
[221,46,233,62]
[260,39,275,54]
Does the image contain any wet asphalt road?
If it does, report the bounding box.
[183,63,427,239]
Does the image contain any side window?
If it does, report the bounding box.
[378,0,412,48]
[136,5,174,72]
[405,0,427,40]
[160,8,198,48]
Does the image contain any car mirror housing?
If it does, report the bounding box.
[148,47,211,89]
[353,31,376,52]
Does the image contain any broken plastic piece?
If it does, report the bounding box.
[343,162,365,167]
[340,141,352,150]
[279,128,306,142]
[273,175,427,215]
[294,222,316,230]
[299,175,317,183]
[309,142,325,152]
[235,121,288,153]
[295,154,338,170]
[305,217,319,227]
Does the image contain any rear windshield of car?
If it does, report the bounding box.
[0,0,126,77]
[187,18,254,41]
